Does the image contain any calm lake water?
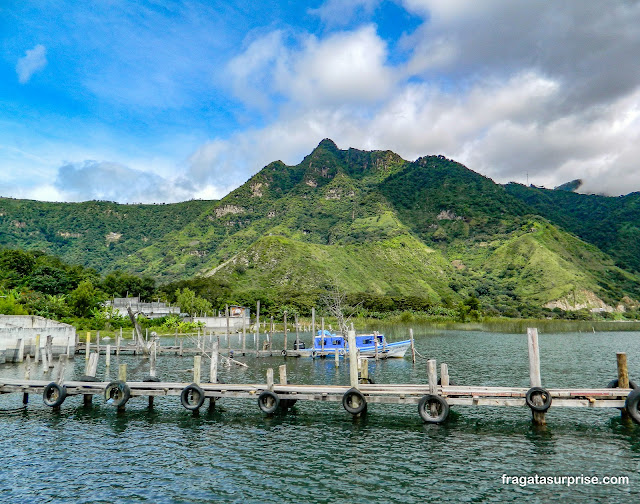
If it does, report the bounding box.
[1,326,640,503]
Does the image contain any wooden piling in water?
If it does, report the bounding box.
[283,311,288,352]
[23,355,31,404]
[348,330,358,388]
[266,368,274,391]
[105,345,111,367]
[193,355,201,385]
[409,328,416,365]
[226,305,230,353]
[311,307,315,339]
[617,352,630,421]
[85,332,90,361]
[527,327,546,426]
[34,334,40,364]
[279,364,287,385]
[335,348,340,367]
[440,363,449,387]
[46,335,53,368]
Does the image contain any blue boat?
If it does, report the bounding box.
[299,330,410,359]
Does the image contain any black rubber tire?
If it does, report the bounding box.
[437,378,457,386]
[342,388,367,415]
[104,381,131,407]
[143,376,161,382]
[180,383,206,411]
[42,382,67,408]
[258,390,280,414]
[281,350,287,357]
[418,394,449,423]
[358,376,375,385]
[625,389,640,424]
[525,387,552,412]
[77,375,100,382]
[607,379,638,390]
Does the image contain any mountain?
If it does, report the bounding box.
[504,183,640,274]
[2,140,640,316]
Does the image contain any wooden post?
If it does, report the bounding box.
[149,340,157,378]
[17,338,24,363]
[66,336,71,358]
[193,355,201,385]
[427,359,437,395]
[116,329,121,356]
[617,352,629,388]
[96,331,100,354]
[226,304,230,352]
[360,358,369,382]
[283,311,288,351]
[294,313,299,349]
[266,368,274,391]
[179,339,183,357]
[34,333,40,363]
[440,363,449,386]
[617,352,631,421]
[321,318,325,353]
[348,330,358,388]
[269,316,274,351]
[527,327,546,426]
[210,340,218,383]
[279,364,287,385]
[311,307,315,340]
[242,313,246,353]
[335,348,340,367]
[46,335,53,368]
[374,337,379,361]
[23,355,31,404]
[55,354,67,383]
[118,363,127,381]
[105,345,111,367]
[409,328,416,365]
[256,300,260,352]
[85,332,91,361]
[84,352,99,405]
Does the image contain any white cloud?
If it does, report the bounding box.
[16,44,48,83]
[54,161,193,203]
[227,25,396,109]
[308,0,381,27]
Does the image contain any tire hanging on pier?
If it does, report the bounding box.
[606,379,638,390]
[104,381,131,408]
[180,383,205,411]
[525,387,552,412]
[42,382,67,408]
[342,388,367,415]
[417,394,449,423]
[625,389,640,424]
[258,390,280,414]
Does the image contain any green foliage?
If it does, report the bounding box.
[0,290,28,315]
[175,288,212,316]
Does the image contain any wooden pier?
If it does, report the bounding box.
[3,328,640,426]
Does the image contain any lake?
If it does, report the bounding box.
[1,325,639,503]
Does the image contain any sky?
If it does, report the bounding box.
[2,0,640,203]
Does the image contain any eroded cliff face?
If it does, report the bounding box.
[543,289,631,313]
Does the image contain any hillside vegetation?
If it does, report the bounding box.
[2,139,640,320]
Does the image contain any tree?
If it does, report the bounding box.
[68,280,105,318]
[176,288,212,317]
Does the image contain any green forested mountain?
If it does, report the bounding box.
[1,139,639,317]
[504,183,640,274]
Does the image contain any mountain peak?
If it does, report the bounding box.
[316,138,339,151]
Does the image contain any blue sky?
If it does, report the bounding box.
[2,0,640,202]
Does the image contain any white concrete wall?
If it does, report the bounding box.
[0,316,76,363]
